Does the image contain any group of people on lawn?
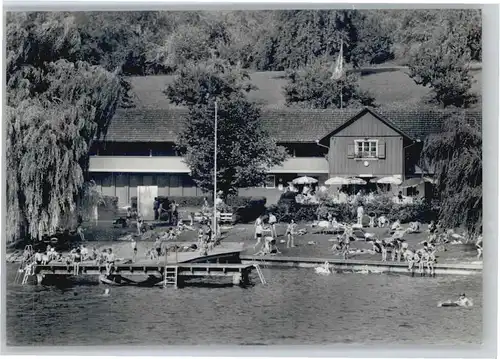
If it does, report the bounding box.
[253,213,296,254]
[153,197,179,225]
[114,198,180,236]
[252,207,483,265]
[148,197,223,260]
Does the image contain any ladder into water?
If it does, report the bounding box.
[253,263,267,285]
[15,245,35,285]
[163,265,179,288]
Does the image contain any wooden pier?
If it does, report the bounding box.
[31,262,257,288]
[17,242,260,288]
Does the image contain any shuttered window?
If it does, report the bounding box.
[347,144,355,158]
[354,140,378,158]
[378,141,386,159]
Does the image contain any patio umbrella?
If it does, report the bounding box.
[400,177,424,188]
[292,176,318,185]
[369,176,402,185]
[325,176,350,185]
[346,177,367,185]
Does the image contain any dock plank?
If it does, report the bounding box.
[34,262,254,277]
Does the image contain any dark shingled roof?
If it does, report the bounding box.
[103,107,482,143]
[103,108,189,142]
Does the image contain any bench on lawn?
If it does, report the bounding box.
[219,212,234,224]
[192,212,234,224]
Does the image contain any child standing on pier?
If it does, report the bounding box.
[106,248,115,275]
[34,250,43,265]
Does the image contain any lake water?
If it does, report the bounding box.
[5,265,482,346]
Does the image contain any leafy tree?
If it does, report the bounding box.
[420,114,481,236]
[352,11,394,65]
[265,10,363,70]
[163,24,212,69]
[6,13,121,243]
[211,11,274,68]
[78,180,106,222]
[251,10,394,70]
[284,60,375,109]
[76,11,180,76]
[407,24,476,108]
[165,59,288,197]
[385,9,481,63]
[446,9,482,62]
[165,59,255,106]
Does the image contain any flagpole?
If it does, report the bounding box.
[340,39,343,110]
[213,99,218,239]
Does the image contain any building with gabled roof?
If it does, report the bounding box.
[89,103,481,210]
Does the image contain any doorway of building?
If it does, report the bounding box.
[137,186,158,220]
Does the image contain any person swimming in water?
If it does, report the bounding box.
[439,293,473,307]
[455,293,473,307]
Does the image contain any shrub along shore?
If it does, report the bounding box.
[99,191,438,226]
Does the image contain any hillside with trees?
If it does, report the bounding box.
[7,9,480,110]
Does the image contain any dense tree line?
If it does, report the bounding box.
[8,9,480,110]
[8,10,479,76]
[76,9,481,109]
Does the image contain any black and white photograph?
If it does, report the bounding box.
[2,7,488,350]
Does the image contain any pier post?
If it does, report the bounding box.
[36,274,44,285]
[232,273,242,286]
[241,269,251,285]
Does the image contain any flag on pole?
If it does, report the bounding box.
[330,40,344,80]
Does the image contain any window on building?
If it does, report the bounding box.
[354,140,378,158]
[264,175,276,189]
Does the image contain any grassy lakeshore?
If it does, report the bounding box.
[8,219,478,265]
[225,223,480,264]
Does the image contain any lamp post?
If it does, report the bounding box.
[213,99,218,241]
